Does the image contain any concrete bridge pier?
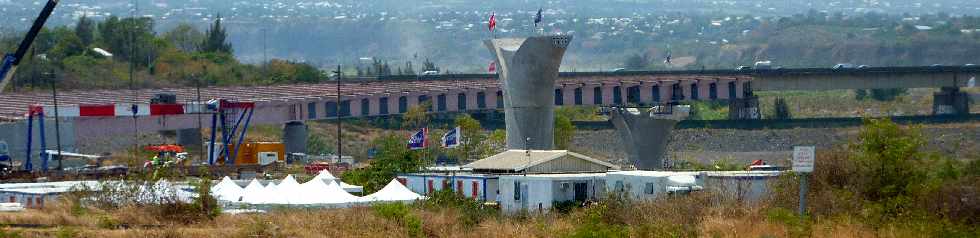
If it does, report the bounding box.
[485,35,572,150]
[609,106,690,170]
[282,121,307,155]
[933,87,970,116]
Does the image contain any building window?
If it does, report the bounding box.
[513,181,521,200]
[325,102,338,117]
[477,92,487,109]
[398,96,408,113]
[379,97,389,115]
[361,98,370,116]
[652,86,661,102]
[627,86,641,105]
[339,100,351,117]
[307,102,317,119]
[458,93,467,111]
[614,181,625,192]
[644,183,656,194]
[397,178,407,185]
[496,91,504,108]
[437,94,447,112]
[690,84,699,100]
[574,88,583,105]
[671,83,683,101]
[554,89,564,105]
[456,180,464,196]
[593,87,603,104]
[418,95,431,111]
[709,83,718,100]
[613,86,622,104]
[728,81,737,99]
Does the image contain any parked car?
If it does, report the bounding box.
[735,66,752,71]
[753,61,772,69]
[857,65,870,69]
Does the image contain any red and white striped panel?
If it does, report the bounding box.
[27,103,209,118]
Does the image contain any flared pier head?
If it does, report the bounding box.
[609,106,690,170]
[485,35,573,150]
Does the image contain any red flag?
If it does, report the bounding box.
[488,12,496,32]
[488,61,497,73]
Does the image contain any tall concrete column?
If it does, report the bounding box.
[609,106,690,170]
[485,35,572,150]
[282,121,308,154]
[933,87,970,116]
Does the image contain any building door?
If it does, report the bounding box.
[574,182,588,202]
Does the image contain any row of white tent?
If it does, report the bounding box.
[211,170,424,206]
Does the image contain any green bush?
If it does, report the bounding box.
[372,203,424,238]
[420,189,497,227]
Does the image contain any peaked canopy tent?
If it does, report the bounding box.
[212,176,245,202]
[362,179,425,203]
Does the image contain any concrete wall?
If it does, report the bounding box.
[0,120,77,169]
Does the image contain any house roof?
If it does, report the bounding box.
[463,150,619,172]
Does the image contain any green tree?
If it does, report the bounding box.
[773,98,792,120]
[403,102,431,129]
[163,23,204,53]
[49,27,85,60]
[200,14,232,54]
[852,119,927,216]
[554,113,576,150]
[75,15,95,47]
[452,114,486,162]
[342,134,427,193]
[623,53,650,70]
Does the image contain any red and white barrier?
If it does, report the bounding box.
[27,103,209,118]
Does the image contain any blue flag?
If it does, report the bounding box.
[442,126,461,148]
[408,128,428,150]
[534,8,543,25]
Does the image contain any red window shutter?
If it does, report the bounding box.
[427,180,434,195]
[36,197,43,208]
[397,178,407,185]
[472,181,479,199]
[26,197,33,208]
[8,196,13,203]
[456,181,464,196]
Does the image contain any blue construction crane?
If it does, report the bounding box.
[0,0,60,93]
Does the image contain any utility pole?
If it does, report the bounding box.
[196,72,204,162]
[47,70,62,173]
[333,65,342,161]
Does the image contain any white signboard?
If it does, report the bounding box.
[793,146,815,173]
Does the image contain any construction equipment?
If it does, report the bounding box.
[208,142,285,166]
[0,0,60,93]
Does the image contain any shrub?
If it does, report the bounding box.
[419,189,496,227]
[372,203,423,238]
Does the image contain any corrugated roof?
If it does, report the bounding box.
[463,150,618,172]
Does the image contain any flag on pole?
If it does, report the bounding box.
[488,61,497,73]
[534,8,543,27]
[408,128,428,150]
[664,52,672,65]
[488,12,497,32]
[442,127,461,148]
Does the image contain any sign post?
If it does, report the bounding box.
[793,146,815,216]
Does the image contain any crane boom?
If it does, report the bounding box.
[0,0,60,94]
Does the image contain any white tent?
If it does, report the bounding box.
[262,175,306,204]
[239,179,267,204]
[211,176,244,202]
[312,170,337,181]
[297,179,362,205]
[362,179,425,203]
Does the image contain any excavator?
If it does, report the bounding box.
[0,0,60,94]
